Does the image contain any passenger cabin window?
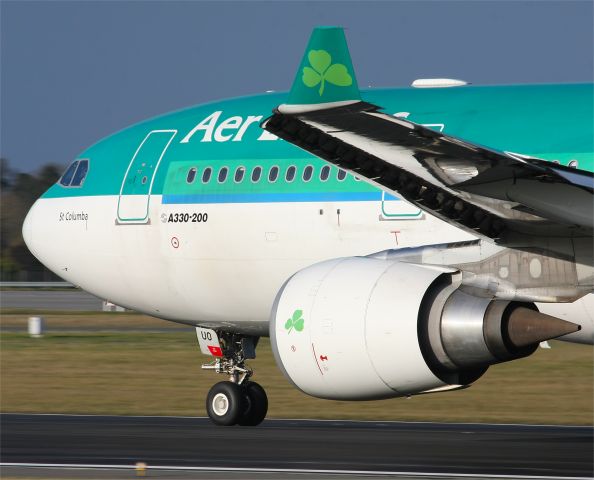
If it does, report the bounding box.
[320,165,330,181]
[252,166,262,183]
[60,159,89,187]
[568,160,579,168]
[202,167,212,183]
[337,169,347,181]
[286,166,296,182]
[235,166,246,183]
[186,167,197,184]
[303,165,313,182]
[269,166,279,183]
[218,167,228,183]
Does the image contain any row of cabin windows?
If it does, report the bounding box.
[185,164,352,185]
[58,157,581,190]
[184,159,581,187]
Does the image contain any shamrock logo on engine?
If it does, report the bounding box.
[302,50,353,96]
[285,309,305,334]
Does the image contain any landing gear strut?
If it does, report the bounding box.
[200,331,268,426]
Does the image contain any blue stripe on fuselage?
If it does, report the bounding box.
[162,191,396,204]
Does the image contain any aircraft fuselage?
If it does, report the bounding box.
[23,83,594,335]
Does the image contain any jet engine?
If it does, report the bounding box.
[270,257,578,400]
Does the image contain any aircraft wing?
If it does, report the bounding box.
[262,27,593,246]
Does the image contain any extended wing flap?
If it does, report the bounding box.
[263,27,593,245]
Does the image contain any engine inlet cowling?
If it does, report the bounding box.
[270,257,457,400]
[270,257,579,401]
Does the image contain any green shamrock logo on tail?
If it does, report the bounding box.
[302,50,353,96]
[285,309,305,334]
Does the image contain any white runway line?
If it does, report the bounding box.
[0,463,591,480]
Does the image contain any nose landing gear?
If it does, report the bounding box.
[200,330,268,426]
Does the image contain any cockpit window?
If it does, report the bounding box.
[59,161,79,186]
[70,160,89,186]
[59,159,89,187]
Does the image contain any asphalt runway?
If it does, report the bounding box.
[1,414,592,479]
[1,290,103,311]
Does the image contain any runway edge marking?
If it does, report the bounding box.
[0,463,590,480]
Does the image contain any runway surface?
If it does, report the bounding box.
[1,414,592,478]
[1,290,103,311]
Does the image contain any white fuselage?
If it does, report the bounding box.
[24,194,470,331]
[23,193,594,341]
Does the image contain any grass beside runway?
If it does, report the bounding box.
[0,313,190,329]
[1,314,592,424]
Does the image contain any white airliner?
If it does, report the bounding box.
[23,27,593,426]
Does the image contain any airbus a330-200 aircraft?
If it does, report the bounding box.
[23,27,593,426]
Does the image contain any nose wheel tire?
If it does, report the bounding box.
[206,381,245,426]
[238,381,268,426]
[205,381,268,426]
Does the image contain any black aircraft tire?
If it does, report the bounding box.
[238,381,268,426]
[206,381,245,426]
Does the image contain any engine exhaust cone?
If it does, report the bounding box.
[506,307,580,348]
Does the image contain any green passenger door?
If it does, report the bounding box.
[117,130,176,223]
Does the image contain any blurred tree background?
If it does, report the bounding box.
[1,158,64,281]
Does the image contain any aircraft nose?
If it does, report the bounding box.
[22,201,40,261]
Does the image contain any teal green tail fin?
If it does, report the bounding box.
[284,26,360,109]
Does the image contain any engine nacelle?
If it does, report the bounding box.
[270,257,576,400]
